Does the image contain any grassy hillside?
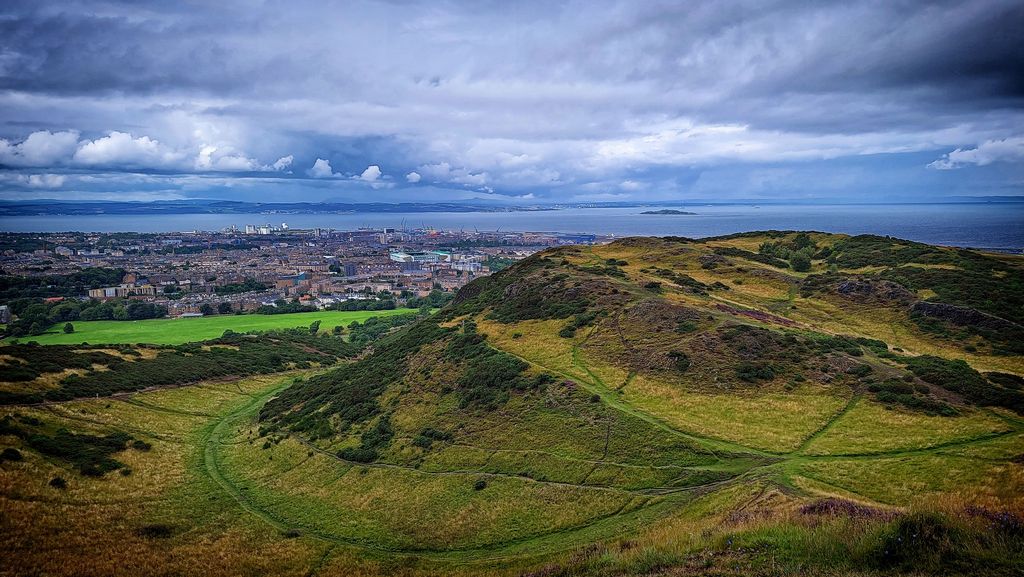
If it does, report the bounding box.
[1,232,1022,576]
[7,308,419,345]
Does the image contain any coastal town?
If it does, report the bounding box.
[0,225,604,320]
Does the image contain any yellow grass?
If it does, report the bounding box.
[803,399,1013,455]
[623,375,849,452]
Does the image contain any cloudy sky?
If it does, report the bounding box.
[1,0,1022,203]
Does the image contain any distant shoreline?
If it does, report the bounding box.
[2,197,1023,217]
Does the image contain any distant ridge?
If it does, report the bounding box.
[2,196,1020,217]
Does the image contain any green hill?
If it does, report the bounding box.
[2,232,1023,576]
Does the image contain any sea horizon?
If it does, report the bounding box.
[4,202,1022,251]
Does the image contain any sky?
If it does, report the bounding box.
[0,0,1022,204]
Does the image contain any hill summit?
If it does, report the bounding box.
[248,232,1024,571]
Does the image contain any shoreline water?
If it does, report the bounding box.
[2,203,1023,251]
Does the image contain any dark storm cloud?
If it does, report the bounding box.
[0,0,1021,201]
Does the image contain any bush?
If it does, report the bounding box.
[846,364,873,378]
[735,362,776,382]
[668,351,691,372]
[473,478,487,491]
[136,524,175,539]
[338,446,378,463]
[905,355,1024,413]
[49,476,67,489]
[0,447,23,462]
[861,512,962,572]
[675,320,698,333]
[790,252,812,272]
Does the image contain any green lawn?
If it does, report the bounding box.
[11,309,419,345]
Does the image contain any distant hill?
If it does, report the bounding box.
[640,209,697,215]
[0,199,557,216]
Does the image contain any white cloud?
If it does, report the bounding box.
[27,174,66,188]
[1,128,291,174]
[307,158,338,178]
[0,130,80,167]
[418,162,452,180]
[272,155,294,171]
[416,161,488,186]
[73,131,185,168]
[213,154,259,171]
[359,165,382,182]
[1,173,68,189]
[405,171,421,183]
[196,144,288,172]
[928,137,1024,170]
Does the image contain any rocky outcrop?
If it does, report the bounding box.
[835,279,915,304]
[699,254,730,269]
[911,301,1020,332]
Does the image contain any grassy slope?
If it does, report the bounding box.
[2,232,1023,576]
[12,308,418,345]
[2,368,1022,576]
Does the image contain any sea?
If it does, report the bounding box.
[2,203,1023,251]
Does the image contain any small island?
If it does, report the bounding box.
[641,209,697,215]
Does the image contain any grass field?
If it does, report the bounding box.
[8,308,420,345]
[2,365,1022,575]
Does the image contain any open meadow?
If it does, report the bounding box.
[6,308,419,345]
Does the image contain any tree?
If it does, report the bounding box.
[63,322,74,334]
[217,302,233,314]
[790,252,812,272]
[309,320,321,334]
[199,303,214,316]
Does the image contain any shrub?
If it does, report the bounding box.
[675,320,698,333]
[846,364,873,378]
[338,446,378,463]
[905,355,1024,413]
[0,447,23,462]
[473,478,487,491]
[860,512,961,572]
[668,351,691,372]
[136,524,174,539]
[735,362,776,382]
[790,252,812,272]
[49,476,67,489]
